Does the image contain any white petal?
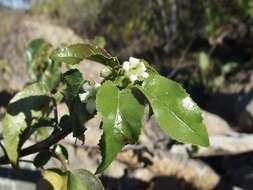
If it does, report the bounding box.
[129,57,140,68]
[129,74,138,82]
[94,82,101,88]
[79,92,90,102]
[139,62,146,72]
[141,72,149,78]
[123,61,130,71]
[83,82,92,91]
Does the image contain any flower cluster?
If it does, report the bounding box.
[122,57,149,83]
[79,82,100,114]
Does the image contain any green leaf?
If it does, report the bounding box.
[3,82,51,166]
[26,39,61,90]
[68,169,104,190]
[53,144,69,164]
[37,168,67,190]
[40,60,61,91]
[26,39,51,81]
[139,75,209,147]
[63,69,84,97]
[96,81,144,173]
[92,36,106,48]
[34,150,52,168]
[50,44,119,67]
[62,69,88,141]
[27,39,49,61]
[142,59,158,76]
[32,117,56,140]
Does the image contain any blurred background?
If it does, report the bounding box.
[1,0,253,189]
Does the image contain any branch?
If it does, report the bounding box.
[0,126,72,165]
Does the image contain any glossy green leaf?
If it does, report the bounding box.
[139,75,209,147]
[50,44,119,67]
[96,81,144,173]
[62,69,88,141]
[3,83,51,166]
[53,144,69,164]
[68,169,104,190]
[34,150,52,168]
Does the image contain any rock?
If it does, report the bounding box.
[116,149,220,190]
[202,110,233,136]
[197,133,253,156]
[0,16,86,91]
[139,117,170,151]
[0,15,106,92]
[77,60,105,83]
[103,160,127,178]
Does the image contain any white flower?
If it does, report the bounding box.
[78,81,100,114]
[129,57,139,67]
[129,74,138,82]
[140,71,149,78]
[79,83,93,102]
[122,57,149,83]
[94,82,101,89]
[79,92,90,102]
[122,61,130,71]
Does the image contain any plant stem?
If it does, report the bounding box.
[0,126,72,165]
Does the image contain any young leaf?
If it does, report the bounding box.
[40,60,61,91]
[26,39,61,90]
[52,144,69,164]
[96,81,144,173]
[62,69,88,141]
[63,69,84,97]
[3,83,51,166]
[26,38,51,81]
[139,75,209,147]
[27,39,50,62]
[50,44,119,67]
[68,169,104,190]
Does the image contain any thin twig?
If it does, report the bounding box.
[168,38,196,78]
[0,141,7,156]
[208,44,217,57]
[19,159,34,163]
[52,97,58,123]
